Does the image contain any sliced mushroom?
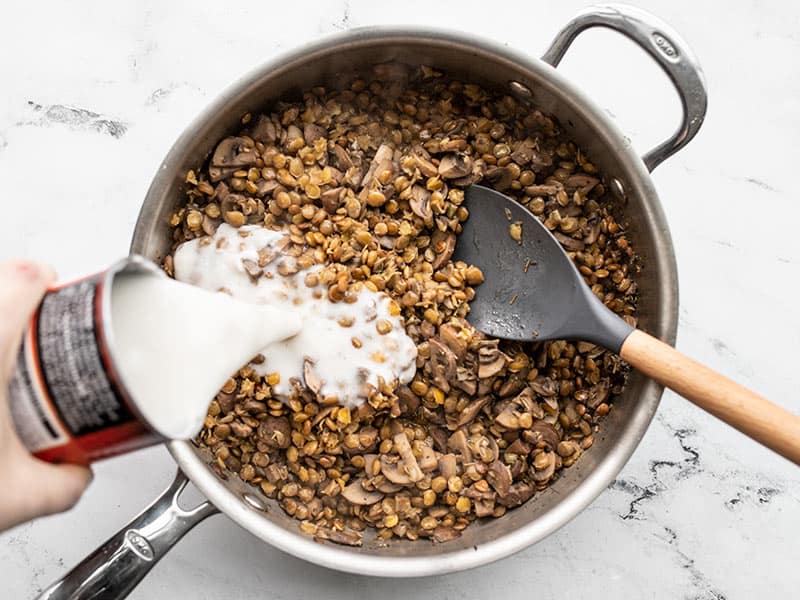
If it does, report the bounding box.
[257,416,291,449]
[256,179,280,197]
[524,183,562,197]
[380,432,423,484]
[477,341,509,379]
[320,186,343,213]
[303,358,324,395]
[409,185,432,220]
[376,479,405,494]
[446,395,490,430]
[495,406,520,430]
[565,173,599,195]
[510,141,535,166]
[438,320,469,358]
[315,527,362,547]
[360,143,394,191]
[484,166,515,192]
[486,460,513,496]
[341,479,384,505]
[216,391,235,414]
[497,373,526,398]
[430,427,448,453]
[303,122,327,144]
[250,115,277,143]
[506,438,532,456]
[433,526,461,543]
[530,375,558,397]
[553,231,585,252]
[284,124,304,148]
[496,480,537,507]
[418,443,438,472]
[532,452,557,482]
[452,157,486,187]
[428,338,457,392]
[447,429,473,462]
[202,215,220,236]
[411,145,438,177]
[211,137,257,169]
[241,258,263,282]
[438,153,473,179]
[528,421,560,450]
[396,385,421,415]
[473,499,496,518]
[438,453,458,480]
[586,378,611,409]
[513,387,536,412]
[529,149,554,171]
[363,453,380,477]
[330,144,354,171]
[430,230,456,270]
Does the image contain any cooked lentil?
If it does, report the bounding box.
[168,63,639,546]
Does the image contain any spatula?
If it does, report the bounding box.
[454,185,800,465]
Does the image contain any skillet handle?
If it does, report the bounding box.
[542,4,708,171]
[37,470,218,600]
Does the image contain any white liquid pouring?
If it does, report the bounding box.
[173,224,417,408]
[110,271,302,439]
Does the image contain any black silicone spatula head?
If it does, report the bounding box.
[453,185,633,352]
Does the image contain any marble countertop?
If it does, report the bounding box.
[1,1,798,598]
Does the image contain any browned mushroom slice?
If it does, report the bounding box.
[417,443,439,472]
[241,258,263,282]
[360,143,394,191]
[527,421,560,450]
[497,373,526,398]
[363,453,381,477]
[438,153,473,179]
[586,378,611,409]
[533,452,557,482]
[303,358,324,395]
[396,385,421,415]
[202,215,220,236]
[341,479,384,505]
[524,183,562,197]
[257,416,291,449]
[484,165,515,192]
[513,387,536,412]
[330,144,354,171]
[529,149,553,171]
[429,427,448,453]
[510,140,535,166]
[495,406,521,430]
[530,375,558,397]
[411,145,438,177]
[303,122,327,144]
[380,431,423,484]
[447,429,473,462]
[496,480,537,507]
[376,479,404,493]
[320,186,343,214]
[486,460,513,496]
[409,185,432,220]
[314,527,363,547]
[477,342,509,379]
[445,395,490,430]
[284,125,304,148]
[506,438,532,456]
[430,229,456,270]
[250,115,277,143]
[564,173,599,194]
[428,338,456,392]
[433,526,461,543]
[553,231,585,252]
[438,453,458,480]
[473,499,496,518]
[211,137,257,169]
[438,320,469,358]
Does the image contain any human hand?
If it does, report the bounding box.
[0,261,92,532]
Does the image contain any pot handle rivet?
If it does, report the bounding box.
[541,4,708,171]
[36,470,219,600]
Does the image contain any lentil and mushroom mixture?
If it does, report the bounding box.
[166,64,639,545]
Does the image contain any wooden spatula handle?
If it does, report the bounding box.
[620,329,800,465]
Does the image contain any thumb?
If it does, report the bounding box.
[0,261,56,372]
[12,459,93,522]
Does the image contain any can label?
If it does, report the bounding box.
[8,265,160,463]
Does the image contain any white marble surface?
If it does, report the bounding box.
[1,1,799,598]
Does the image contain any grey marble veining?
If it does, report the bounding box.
[1,1,798,598]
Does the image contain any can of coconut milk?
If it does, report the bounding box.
[7,256,166,464]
